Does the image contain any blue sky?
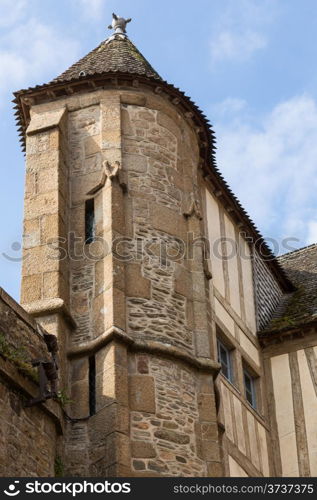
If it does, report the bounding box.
[1,0,317,300]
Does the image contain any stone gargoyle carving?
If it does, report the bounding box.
[104,160,121,179]
[86,160,127,195]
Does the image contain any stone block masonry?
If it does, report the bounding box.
[0,288,63,477]
[129,353,221,476]
[19,88,221,477]
[122,99,205,356]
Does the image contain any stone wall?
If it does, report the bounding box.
[129,353,220,476]
[122,98,212,358]
[0,288,63,477]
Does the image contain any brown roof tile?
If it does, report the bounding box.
[51,36,161,83]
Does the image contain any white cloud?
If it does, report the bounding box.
[77,0,106,19]
[209,0,277,63]
[0,0,26,28]
[213,95,317,246]
[211,30,266,63]
[0,18,79,103]
[307,221,317,245]
[212,97,247,117]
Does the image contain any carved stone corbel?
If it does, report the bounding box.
[183,191,203,220]
[103,160,120,179]
[86,160,127,195]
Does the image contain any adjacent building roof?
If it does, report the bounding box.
[261,244,317,334]
[12,25,295,293]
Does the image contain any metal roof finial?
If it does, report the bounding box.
[107,13,131,41]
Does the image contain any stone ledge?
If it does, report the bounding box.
[23,297,77,329]
[0,356,64,435]
[68,327,134,358]
[26,107,67,136]
[67,326,221,377]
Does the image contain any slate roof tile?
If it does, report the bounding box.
[262,244,317,332]
[51,36,161,83]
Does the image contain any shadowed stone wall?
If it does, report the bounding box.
[0,288,63,477]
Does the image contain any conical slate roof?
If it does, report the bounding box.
[51,36,162,84]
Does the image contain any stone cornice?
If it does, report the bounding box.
[23,298,77,329]
[67,326,221,378]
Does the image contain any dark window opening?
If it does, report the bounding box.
[89,355,96,416]
[244,369,257,409]
[85,198,95,244]
[217,339,233,383]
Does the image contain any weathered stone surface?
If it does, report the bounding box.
[129,375,156,413]
[154,429,190,445]
[207,461,224,477]
[0,291,61,477]
[89,404,129,443]
[126,263,151,299]
[132,460,146,470]
[21,274,42,303]
[26,107,66,136]
[23,218,40,249]
[201,440,221,462]
[137,355,149,374]
[174,264,191,298]
[198,394,217,422]
[150,205,186,240]
[129,356,207,476]
[131,441,156,458]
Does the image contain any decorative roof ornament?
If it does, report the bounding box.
[106,13,132,43]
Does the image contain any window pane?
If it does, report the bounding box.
[221,360,229,380]
[244,370,256,408]
[217,339,232,382]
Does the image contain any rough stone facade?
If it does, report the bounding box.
[129,354,219,476]
[0,289,62,477]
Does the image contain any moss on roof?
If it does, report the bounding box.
[262,244,317,333]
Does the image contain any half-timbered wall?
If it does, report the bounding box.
[204,188,272,476]
[263,331,317,477]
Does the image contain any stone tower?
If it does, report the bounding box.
[15,16,223,476]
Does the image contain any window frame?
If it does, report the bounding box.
[243,367,257,409]
[217,338,233,384]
